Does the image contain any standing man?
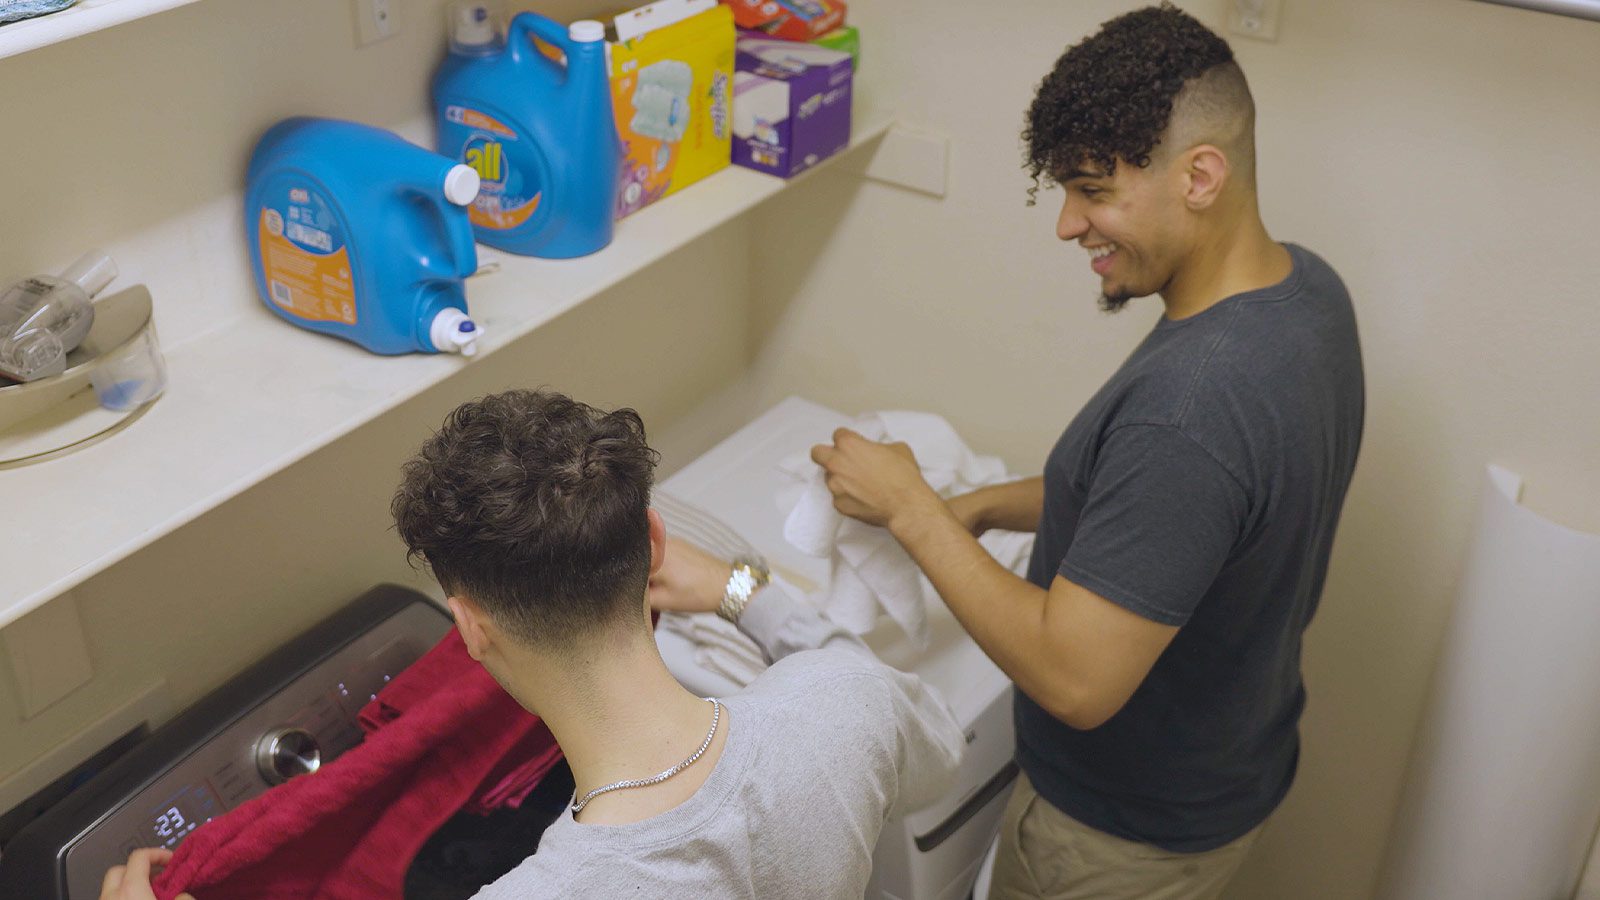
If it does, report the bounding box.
[812,5,1364,899]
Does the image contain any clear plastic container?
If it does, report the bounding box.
[90,323,167,411]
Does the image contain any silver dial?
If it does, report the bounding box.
[254,727,321,785]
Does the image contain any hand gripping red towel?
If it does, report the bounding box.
[152,630,562,900]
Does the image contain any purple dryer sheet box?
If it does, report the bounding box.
[732,34,854,178]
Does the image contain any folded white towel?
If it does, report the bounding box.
[659,610,767,686]
[655,490,781,686]
[780,411,1033,648]
[657,570,819,687]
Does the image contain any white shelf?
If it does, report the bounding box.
[0,0,200,62]
[0,108,895,629]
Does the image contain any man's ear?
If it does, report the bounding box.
[646,507,667,577]
[446,594,492,661]
[1182,144,1230,211]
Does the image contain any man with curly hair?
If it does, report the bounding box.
[100,388,965,900]
[391,389,965,898]
[812,4,1364,898]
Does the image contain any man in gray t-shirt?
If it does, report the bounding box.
[812,7,1363,899]
[397,392,966,900]
[476,540,964,899]
[100,390,964,900]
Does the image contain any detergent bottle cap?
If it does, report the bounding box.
[429,307,482,356]
[449,2,499,53]
[60,250,118,299]
[569,20,606,42]
[444,164,481,206]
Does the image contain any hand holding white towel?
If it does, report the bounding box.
[781,411,1032,648]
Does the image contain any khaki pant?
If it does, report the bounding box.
[987,773,1264,900]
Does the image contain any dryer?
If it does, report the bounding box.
[657,396,1018,900]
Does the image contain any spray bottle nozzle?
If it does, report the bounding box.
[428,307,482,356]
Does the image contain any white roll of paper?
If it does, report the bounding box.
[1378,465,1600,899]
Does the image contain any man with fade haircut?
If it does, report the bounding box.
[101,388,965,900]
[810,4,1364,898]
[390,389,965,898]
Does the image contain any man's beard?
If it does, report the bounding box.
[1099,291,1133,313]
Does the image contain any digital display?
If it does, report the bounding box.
[142,782,221,850]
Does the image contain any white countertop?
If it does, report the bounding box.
[0,0,202,62]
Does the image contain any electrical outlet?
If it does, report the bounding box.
[1227,0,1282,41]
[353,0,399,46]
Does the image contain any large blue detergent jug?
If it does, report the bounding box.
[433,8,621,259]
[244,117,485,356]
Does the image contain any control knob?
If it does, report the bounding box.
[254,727,321,785]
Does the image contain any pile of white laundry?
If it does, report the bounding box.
[658,411,1034,686]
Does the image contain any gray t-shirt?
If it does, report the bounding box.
[1017,243,1364,852]
[472,586,966,899]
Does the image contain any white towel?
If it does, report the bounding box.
[780,411,1035,648]
[656,570,818,687]
[655,490,781,686]
[659,610,768,686]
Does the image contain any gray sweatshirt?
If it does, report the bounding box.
[470,584,967,899]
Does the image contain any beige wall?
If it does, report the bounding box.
[5,0,1600,897]
[0,0,751,790]
[734,1,1600,897]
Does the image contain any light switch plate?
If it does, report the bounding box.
[3,590,93,719]
[859,123,949,198]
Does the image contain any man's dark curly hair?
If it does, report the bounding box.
[392,388,660,648]
[1025,3,1235,200]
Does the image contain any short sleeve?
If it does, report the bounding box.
[1059,424,1248,626]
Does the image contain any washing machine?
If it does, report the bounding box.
[0,584,575,900]
[0,399,1016,900]
[657,396,1018,900]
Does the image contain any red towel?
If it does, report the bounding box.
[153,630,562,900]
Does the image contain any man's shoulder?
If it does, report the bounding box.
[470,832,593,900]
[730,647,901,730]
[743,646,895,697]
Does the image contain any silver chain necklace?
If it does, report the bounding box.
[570,697,722,814]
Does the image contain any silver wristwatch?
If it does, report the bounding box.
[716,556,770,624]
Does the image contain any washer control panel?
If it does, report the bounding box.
[0,586,452,900]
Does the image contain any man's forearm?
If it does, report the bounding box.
[950,476,1046,534]
[888,497,1077,716]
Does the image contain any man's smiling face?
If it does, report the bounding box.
[1054,156,1187,312]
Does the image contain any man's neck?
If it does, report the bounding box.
[1161,214,1292,321]
[497,630,725,823]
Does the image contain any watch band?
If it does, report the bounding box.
[716,556,770,624]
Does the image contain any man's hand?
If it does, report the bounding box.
[100,848,195,900]
[647,537,733,614]
[810,429,943,530]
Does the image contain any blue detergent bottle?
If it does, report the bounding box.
[433,5,621,259]
[244,117,485,356]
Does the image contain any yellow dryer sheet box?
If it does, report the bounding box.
[606,4,735,217]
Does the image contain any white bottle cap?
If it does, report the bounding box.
[61,250,117,299]
[569,20,606,42]
[429,307,481,356]
[449,2,497,50]
[444,164,481,206]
